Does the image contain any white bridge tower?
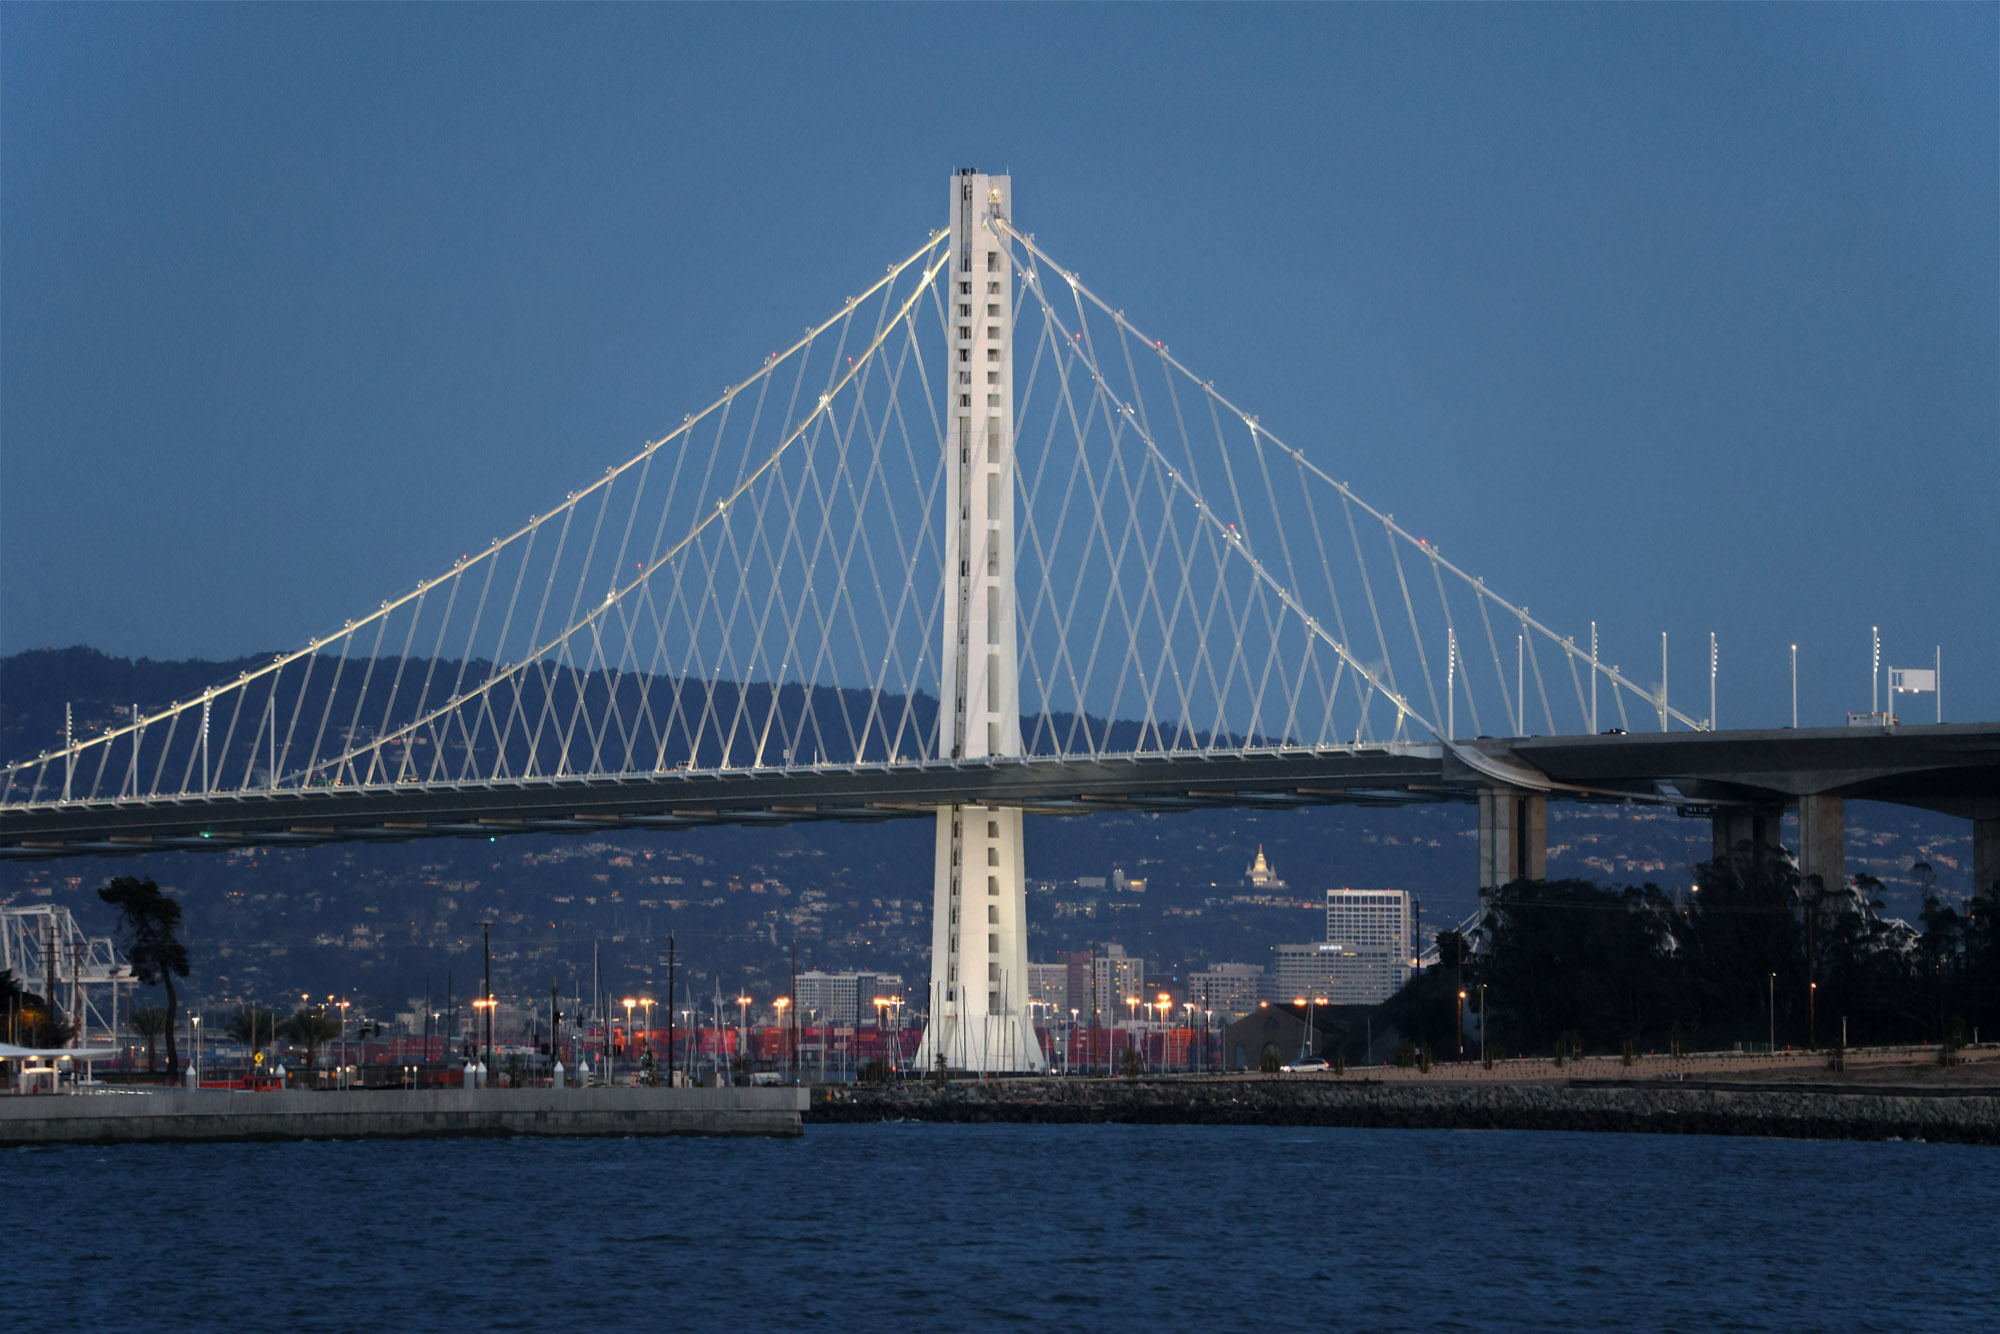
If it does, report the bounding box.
[920,170,1045,1073]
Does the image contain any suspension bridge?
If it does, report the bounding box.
[5,171,1994,1067]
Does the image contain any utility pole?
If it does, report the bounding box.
[481,920,494,1079]
[666,933,677,1087]
[790,941,799,1084]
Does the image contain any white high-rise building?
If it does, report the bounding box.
[920,170,1045,1073]
[1301,888,1415,1004]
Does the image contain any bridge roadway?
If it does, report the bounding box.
[3,722,1994,888]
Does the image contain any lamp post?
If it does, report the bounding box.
[471,998,493,1086]
[736,996,751,1078]
[1457,989,1467,1061]
[640,997,656,1080]
[1769,972,1776,1055]
[679,1008,694,1083]
[872,997,888,1074]
[1809,981,1817,1050]
[337,999,351,1087]
[773,998,791,1082]
[622,998,636,1082]
[1478,983,1488,1067]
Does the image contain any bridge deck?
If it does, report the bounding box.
[3,723,1993,860]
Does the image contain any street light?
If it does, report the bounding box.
[639,997,656,1062]
[471,998,494,1086]
[1458,989,1467,1060]
[1809,981,1818,1050]
[737,996,752,1077]
[872,998,889,1075]
[338,999,351,1087]
[773,998,791,1081]
[1769,973,1776,1054]
[1478,982,1488,1067]
[622,998,637,1081]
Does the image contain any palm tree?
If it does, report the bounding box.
[276,1007,341,1073]
[225,1005,276,1060]
[98,877,190,1072]
[129,1004,171,1074]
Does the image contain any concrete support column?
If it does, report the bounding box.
[1796,794,1845,894]
[1711,805,1786,866]
[1973,817,1999,902]
[1479,787,1547,890]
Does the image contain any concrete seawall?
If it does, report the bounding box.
[0,1085,807,1145]
[810,1077,2000,1144]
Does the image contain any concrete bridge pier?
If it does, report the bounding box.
[1711,804,1787,866]
[1478,787,1546,890]
[1796,794,1845,893]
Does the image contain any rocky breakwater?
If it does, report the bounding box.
[810,1076,2000,1143]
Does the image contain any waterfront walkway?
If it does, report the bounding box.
[0,1084,808,1145]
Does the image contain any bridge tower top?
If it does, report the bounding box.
[940,169,1017,762]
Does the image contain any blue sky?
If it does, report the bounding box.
[3,3,1993,729]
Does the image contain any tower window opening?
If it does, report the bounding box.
[987,282,1000,294]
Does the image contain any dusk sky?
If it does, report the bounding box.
[3,4,1993,731]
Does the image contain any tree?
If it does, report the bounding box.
[225,1005,276,1059]
[1683,847,1803,1039]
[1,969,24,1044]
[98,877,190,1071]
[2,969,73,1048]
[1482,878,1685,1052]
[277,1007,341,1072]
[129,1004,171,1074]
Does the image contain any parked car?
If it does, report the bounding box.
[1279,1057,1331,1073]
